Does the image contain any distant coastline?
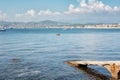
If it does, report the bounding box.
[0,20,120,29]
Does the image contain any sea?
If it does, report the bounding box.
[0,28,120,80]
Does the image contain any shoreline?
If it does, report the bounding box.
[7,27,120,29]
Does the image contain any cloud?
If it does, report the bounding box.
[65,0,120,14]
[16,9,61,18]
[15,0,120,19]
[15,9,62,22]
[26,9,35,16]
[38,9,61,16]
[64,4,81,14]
[15,14,24,17]
[15,9,61,18]
[0,11,7,19]
[16,9,36,17]
[14,0,120,23]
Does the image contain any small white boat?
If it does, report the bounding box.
[0,26,6,31]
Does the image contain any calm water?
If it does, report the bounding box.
[0,28,120,80]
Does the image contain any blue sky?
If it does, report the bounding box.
[0,0,120,23]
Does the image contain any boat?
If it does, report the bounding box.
[56,33,61,36]
[0,26,6,31]
[0,15,6,31]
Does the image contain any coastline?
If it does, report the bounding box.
[7,27,120,29]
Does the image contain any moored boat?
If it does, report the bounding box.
[0,26,6,31]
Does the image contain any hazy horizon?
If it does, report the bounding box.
[0,20,120,24]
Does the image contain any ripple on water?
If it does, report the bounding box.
[17,70,41,77]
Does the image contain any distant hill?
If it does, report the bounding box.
[0,20,70,28]
[27,20,69,26]
[39,20,59,24]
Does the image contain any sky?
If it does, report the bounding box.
[0,0,120,23]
